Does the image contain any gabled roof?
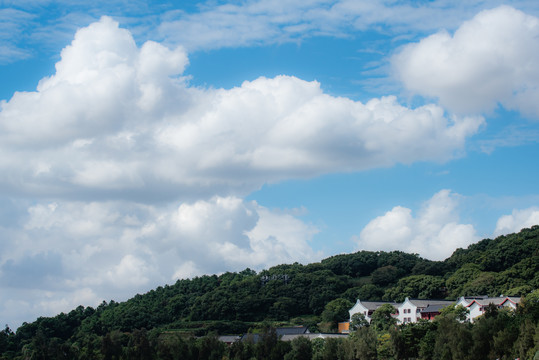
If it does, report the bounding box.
[467,296,521,307]
[467,297,505,307]
[501,297,521,305]
[351,300,398,311]
[363,301,398,310]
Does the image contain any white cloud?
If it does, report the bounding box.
[158,1,539,52]
[106,254,152,288]
[357,190,479,260]
[0,14,491,329]
[393,6,539,118]
[4,0,538,67]
[0,196,320,328]
[0,17,483,202]
[494,207,539,236]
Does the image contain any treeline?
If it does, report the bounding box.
[1,295,538,359]
[1,226,538,359]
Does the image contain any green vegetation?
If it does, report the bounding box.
[1,226,538,359]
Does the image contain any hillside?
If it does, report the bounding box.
[1,226,538,358]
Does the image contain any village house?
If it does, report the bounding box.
[341,295,523,332]
[348,300,399,324]
[465,296,521,322]
[396,298,454,324]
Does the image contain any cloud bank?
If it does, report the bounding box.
[3,5,538,329]
[0,16,485,328]
[0,196,320,328]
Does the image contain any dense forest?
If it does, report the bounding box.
[1,226,538,359]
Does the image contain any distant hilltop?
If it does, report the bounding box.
[1,226,538,359]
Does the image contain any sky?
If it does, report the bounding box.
[1,0,539,329]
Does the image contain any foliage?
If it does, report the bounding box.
[349,313,369,331]
[370,304,397,332]
[383,275,446,302]
[321,299,353,330]
[0,226,538,359]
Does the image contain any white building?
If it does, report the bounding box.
[396,298,454,324]
[466,296,521,322]
[349,300,398,323]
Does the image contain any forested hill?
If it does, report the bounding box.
[1,226,538,356]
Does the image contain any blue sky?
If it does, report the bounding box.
[1,0,539,328]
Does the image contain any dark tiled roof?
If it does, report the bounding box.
[276,327,309,336]
[407,299,454,308]
[420,304,451,313]
[357,301,399,310]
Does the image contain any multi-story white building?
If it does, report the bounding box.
[348,300,398,323]
[396,298,454,324]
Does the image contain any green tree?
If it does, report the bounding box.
[383,275,446,302]
[312,338,342,360]
[391,320,436,360]
[156,332,190,360]
[372,265,401,286]
[321,298,353,331]
[126,328,152,360]
[284,336,312,360]
[343,326,377,360]
[377,332,395,360]
[349,313,369,331]
[0,325,15,355]
[370,304,397,332]
[196,335,225,360]
[432,306,473,360]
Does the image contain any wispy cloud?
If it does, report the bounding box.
[3,0,539,62]
[477,125,539,153]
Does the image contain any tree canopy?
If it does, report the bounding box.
[1,226,538,359]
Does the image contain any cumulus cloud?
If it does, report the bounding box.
[494,207,539,236]
[357,190,479,260]
[393,6,539,118]
[0,17,483,202]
